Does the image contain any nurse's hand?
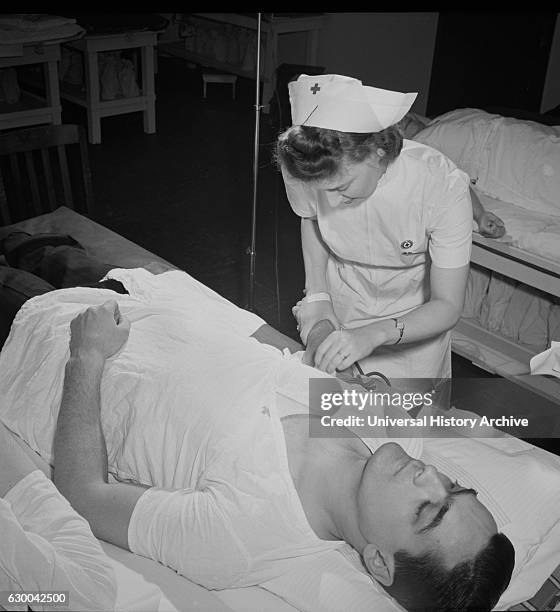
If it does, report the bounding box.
[314,327,378,374]
[293,299,339,345]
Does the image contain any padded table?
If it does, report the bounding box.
[3,206,302,354]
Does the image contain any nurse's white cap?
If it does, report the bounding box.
[289,74,418,133]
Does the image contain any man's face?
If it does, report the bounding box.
[357,442,497,569]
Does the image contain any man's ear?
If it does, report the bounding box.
[363,543,395,586]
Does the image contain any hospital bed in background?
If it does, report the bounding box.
[452,201,560,399]
[455,197,560,403]
[407,108,560,405]
[1,204,560,611]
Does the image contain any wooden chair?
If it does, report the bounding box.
[0,124,93,225]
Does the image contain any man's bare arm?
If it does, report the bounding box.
[470,186,506,238]
[53,301,147,550]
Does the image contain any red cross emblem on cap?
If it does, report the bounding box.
[310,83,321,95]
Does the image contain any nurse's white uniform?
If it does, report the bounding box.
[283,139,473,379]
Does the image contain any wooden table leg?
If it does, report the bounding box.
[84,48,101,144]
[141,44,156,134]
[44,59,62,124]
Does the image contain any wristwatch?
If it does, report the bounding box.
[392,318,405,345]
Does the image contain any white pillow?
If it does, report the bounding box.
[420,435,560,609]
[323,434,560,610]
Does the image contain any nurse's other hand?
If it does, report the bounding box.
[314,327,375,374]
[293,300,339,345]
[477,212,506,238]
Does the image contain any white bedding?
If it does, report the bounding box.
[2,267,560,610]
[414,108,560,219]
[413,108,560,263]
[475,190,560,264]
[102,540,295,612]
[5,436,560,612]
[105,514,560,612]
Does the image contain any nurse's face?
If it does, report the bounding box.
[315,155,385,205]
[357,443,497,570]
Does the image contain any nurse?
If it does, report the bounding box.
[275,74,473,379]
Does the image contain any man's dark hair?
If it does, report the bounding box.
[384,532,515,612]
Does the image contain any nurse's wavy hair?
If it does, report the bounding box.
[384,532,515,612]
[274,124,403,183]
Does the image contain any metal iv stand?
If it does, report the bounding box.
[247,12,263,312]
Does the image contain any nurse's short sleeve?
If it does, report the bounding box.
[427,163,473,269]
[281,166,318,219]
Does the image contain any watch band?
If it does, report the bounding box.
[392,318,405,345]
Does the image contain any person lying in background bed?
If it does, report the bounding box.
[397,111,507,240]
[0,236,514,612]
[0,422,117,612]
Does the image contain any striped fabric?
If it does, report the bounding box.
[508,565,560,611]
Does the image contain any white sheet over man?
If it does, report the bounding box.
[1,267,559,611]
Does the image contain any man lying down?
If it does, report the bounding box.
[0,239,515,612]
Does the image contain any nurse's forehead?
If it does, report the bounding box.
[317,176,353,191]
